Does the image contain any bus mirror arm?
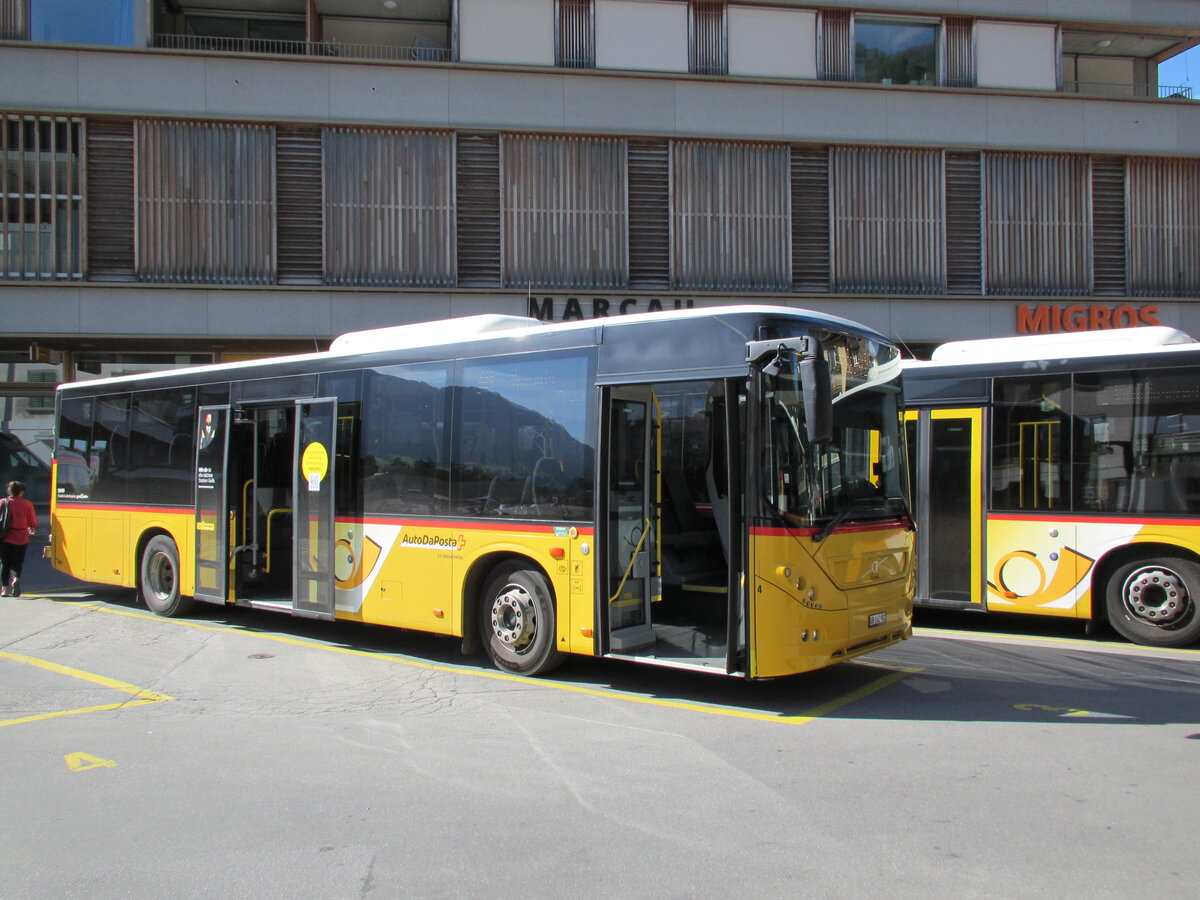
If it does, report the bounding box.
[800,348,833,447]
[747,338,833,445]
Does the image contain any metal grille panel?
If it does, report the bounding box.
[831,147,945,294]
[276,126,323,285]
[136,120,276,285]
[628,139,670,290]
[2,113,83,280]
[556,0,594,68]
[791,146,830,293]
[502,134,626,290]
[945,150,982,294]
[1128,156,1200,297]
[86,118,135,282]
[324,127,454,287]
[690,2,727,76]
[672,140,789,292]
[984,152,1091,296]
[819,8,852,81]
[943,16,974,88]
[1091,156,1127,296]
[457,132,501,287]
[1,0,25,40]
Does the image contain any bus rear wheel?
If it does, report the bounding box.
[1105,556,1200,648]
[479,564,564,676]
[140,535,196,618]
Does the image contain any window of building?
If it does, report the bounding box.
[73,353,212,382]
[135,120,276,285]
[324,127,455,288]
[2,114,83,281]
[502,134,626,289]
[829,146,945,293]
[689,1,727,76]
[984,152,1091,296]
[854,17,937,85]
[28,0,137,46]
[671,140,789,291]
[556,0,594,68]
[1127,157,1200,297]
[180,14,305,54]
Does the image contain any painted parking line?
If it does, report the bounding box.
[0,651,174,729]
[74,602,917,726]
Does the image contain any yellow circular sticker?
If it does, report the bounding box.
[301,442,329,484]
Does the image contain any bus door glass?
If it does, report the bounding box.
[194,405,231,604]
[294,398,338,620]
[605,388,658,652]
[916,408,982,604]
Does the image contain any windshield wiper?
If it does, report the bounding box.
[812,497,899,542]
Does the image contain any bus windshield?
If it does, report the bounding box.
[761,334,907,530]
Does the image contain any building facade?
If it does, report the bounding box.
[1,0,1198,495]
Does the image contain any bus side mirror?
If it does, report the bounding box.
[801,350,833,446]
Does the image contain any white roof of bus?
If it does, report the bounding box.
[60,304,886,391]
[906,326,1200,368]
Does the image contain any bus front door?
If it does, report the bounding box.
[293,398,338,620]
[913,408,983,607]
[194,405,232,604]
[604,388,658,653]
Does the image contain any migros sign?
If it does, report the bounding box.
[1016,304,1160,334]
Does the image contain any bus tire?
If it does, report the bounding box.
[140,535,196,618]
[1104,556,1200,648]
[479,563,564,676]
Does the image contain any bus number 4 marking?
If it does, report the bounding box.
[64,752,117,772]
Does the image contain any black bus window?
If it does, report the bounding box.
[991,377,1070,512]
[57,395,95,500]
[362,364,449,516]
[90,394,132,503]
[454,353,594,520]
[1076,369,1200,515]
[128,388,196,506]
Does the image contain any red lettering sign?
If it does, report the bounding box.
[1016,304,1162,335]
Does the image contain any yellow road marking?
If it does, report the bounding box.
[65,752,118,772]
[80,603,916,725]
[0,650,174,729]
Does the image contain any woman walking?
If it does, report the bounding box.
[1,481,38,597]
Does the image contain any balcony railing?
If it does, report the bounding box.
[154,33,451,63]
[1064,80,1193,100]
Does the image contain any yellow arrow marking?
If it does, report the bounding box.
[1014,703,1133,719]
[65,752,117,772]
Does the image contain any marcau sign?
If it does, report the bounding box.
[1016,303,1160,334]
[528,296,695,321]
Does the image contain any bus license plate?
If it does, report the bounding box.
[868,612,887,628]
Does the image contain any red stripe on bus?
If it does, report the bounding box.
[360,516,593,535]
[987,512,1197,527]
[53,502,188,516]
[751,518,910,538]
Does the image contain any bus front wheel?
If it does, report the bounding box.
[140,535,196,618]
[479,564,564,676]
[1105,556,1200,648]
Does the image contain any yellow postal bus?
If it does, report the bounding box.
[51,306,913,677]
[904,327,1200,648]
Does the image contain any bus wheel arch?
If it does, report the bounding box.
[467,554,564,676]
[138,531,197,618]
[1093,544,1200,648]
